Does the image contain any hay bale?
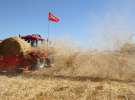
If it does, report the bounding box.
[0,37,31,56]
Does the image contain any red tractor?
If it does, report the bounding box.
[0,35,51,73]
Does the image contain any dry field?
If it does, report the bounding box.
[0,75,134,100]
[0,42,135,100]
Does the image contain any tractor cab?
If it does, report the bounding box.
[19,34,45,47]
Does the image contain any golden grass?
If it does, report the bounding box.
[0,75,134,100]
[0,41,135,100]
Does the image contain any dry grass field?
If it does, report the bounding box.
[0,42,135,100]
[0,75,134,100]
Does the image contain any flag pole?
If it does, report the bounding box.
[47,12,59,51]
[47,18,50,52]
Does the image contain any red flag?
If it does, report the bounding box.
[48,12,60,23]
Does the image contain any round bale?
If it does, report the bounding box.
[0,37,31,56]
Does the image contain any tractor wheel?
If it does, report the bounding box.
[36,58,46,69]
[36,58,51,69]
[30,58,46,70]
[16,68,24,73]
[30,58,51,70]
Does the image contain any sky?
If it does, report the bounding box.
[0,0,135,49]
